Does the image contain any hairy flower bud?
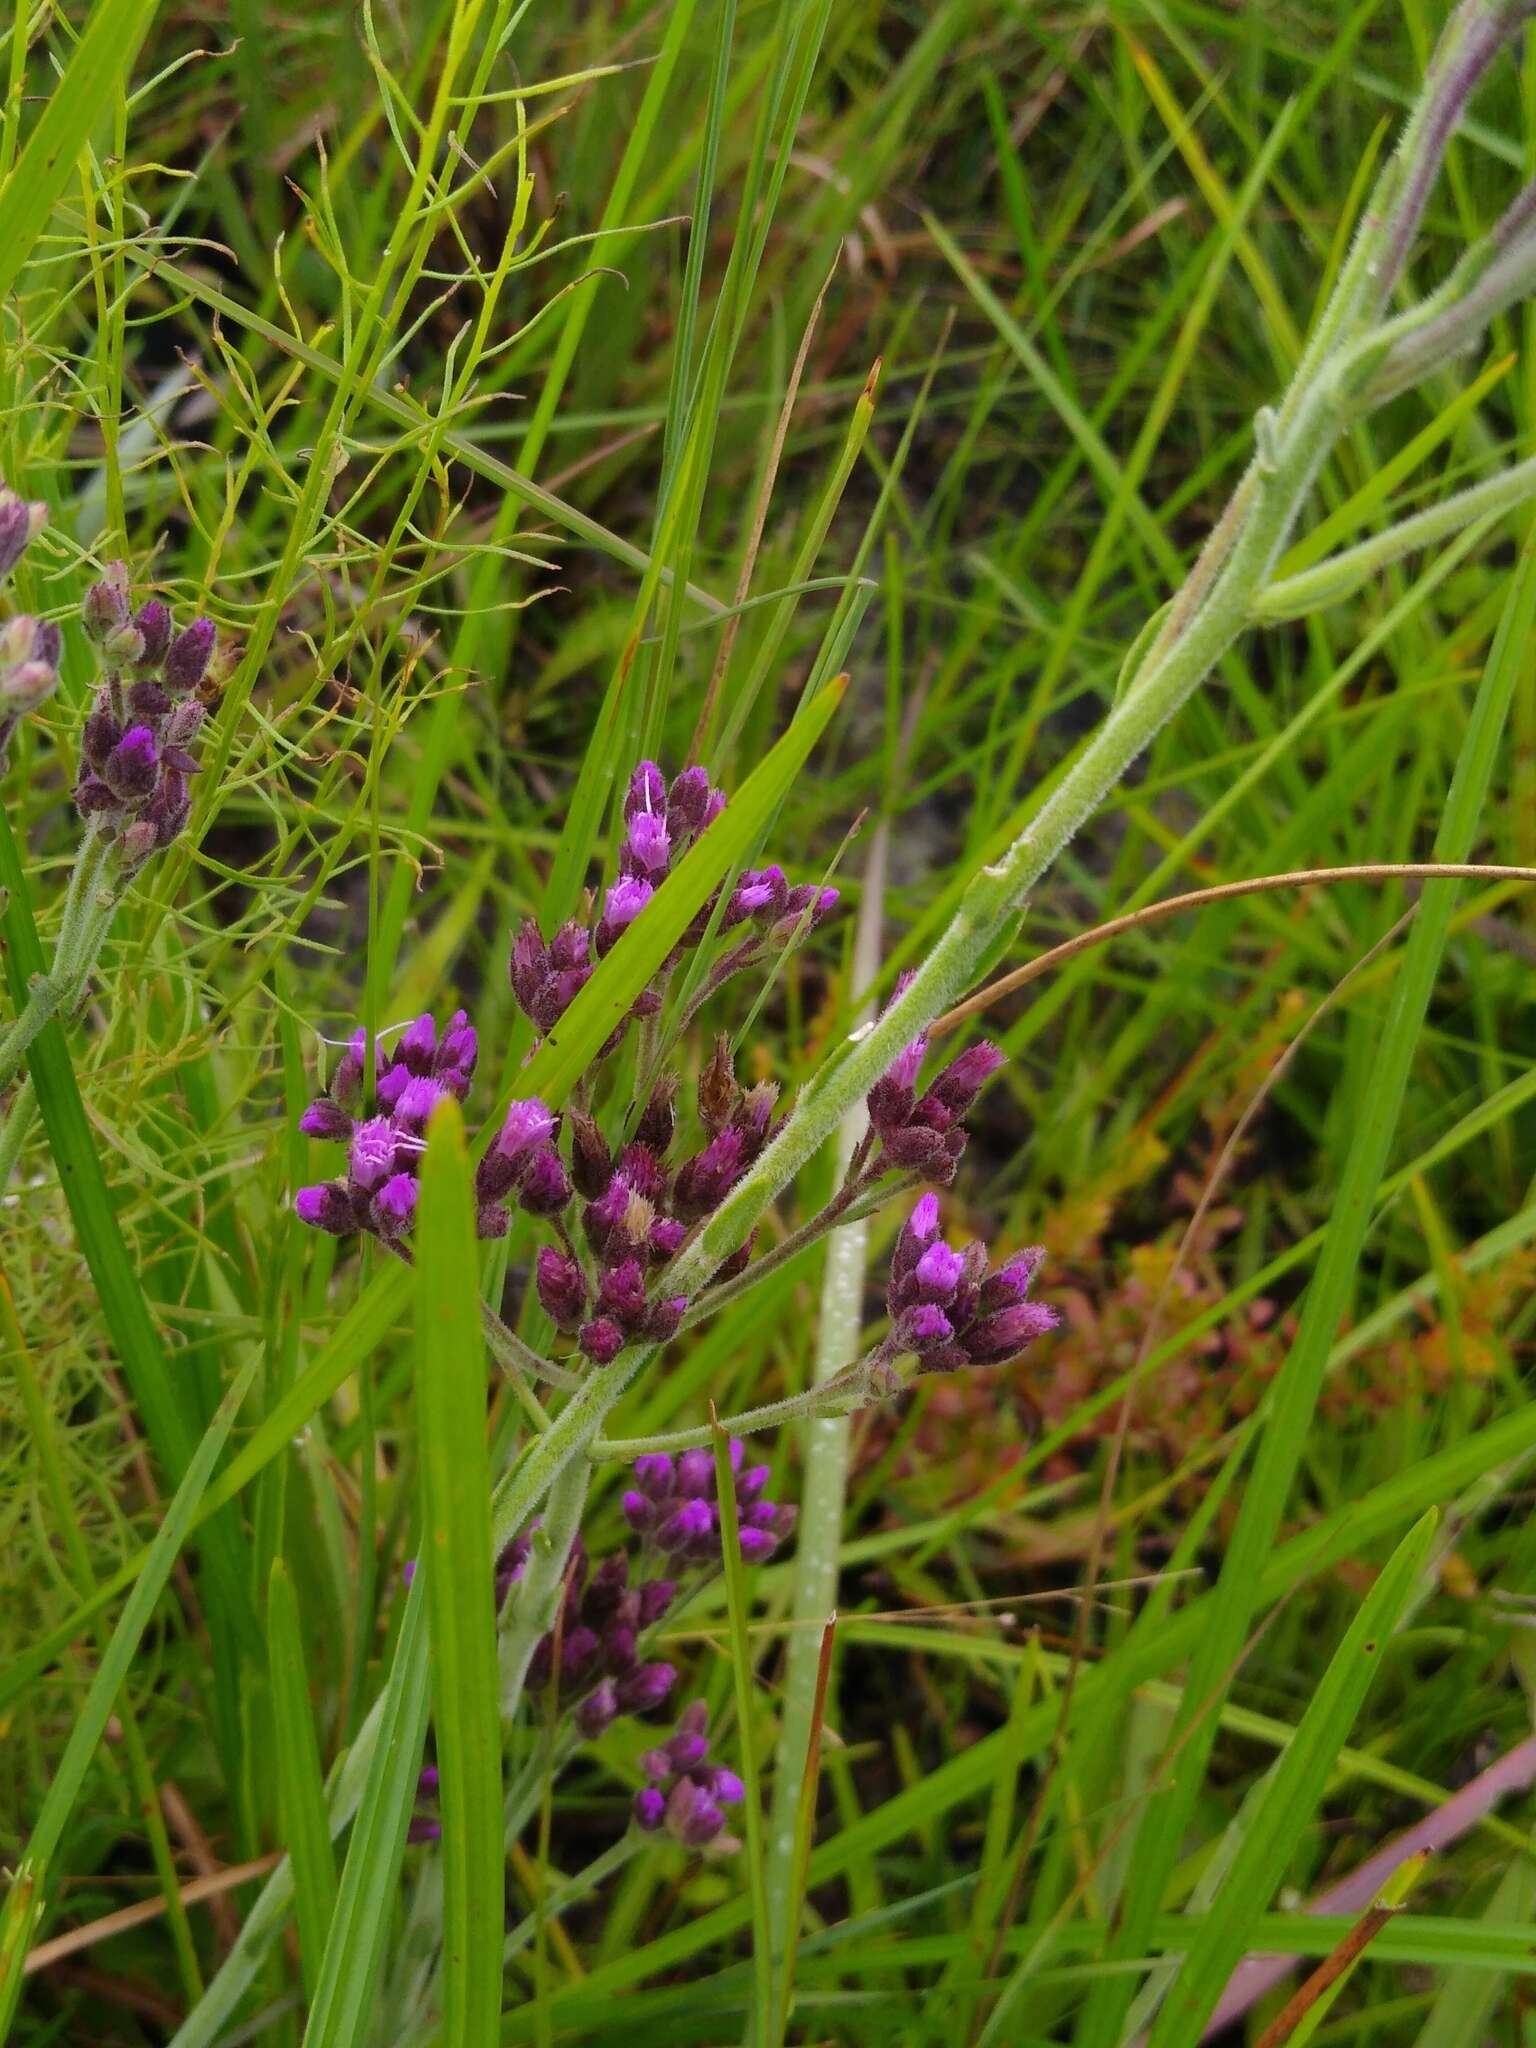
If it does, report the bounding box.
[0,489,46,580]
[163,617,216,694]
[536,1247,588,1332]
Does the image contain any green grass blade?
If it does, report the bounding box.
[301,1574,432,2048]
[0,1359,255,2042]
[0,0,159,304]
[268,1557,339,2003]
[1143,1510,1438,2048]
[416,1098,502,2048]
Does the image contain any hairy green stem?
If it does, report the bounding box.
[1255,455,1536,620]
[588,1358,880,1461]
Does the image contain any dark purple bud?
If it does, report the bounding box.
[82,563,133,645]
[930,1040,1006,1112]
[615,1662,676,1714]
[163,617,216,693]
[715,1236,753,1283]
[575,1680,619,1740]
[124,677,172,720]
[737,1081,778,1154]
[635,1075,677,1154]
[536,1247,587,1332]
[633,1788,667,1831]
[144,769,191,848]
[0,490,45,578]
[373,1173,419,1235]
[669,1780,726,1848]
[638,1579,675,1625]
[707,1767,745,1805]
[632,1454,676,1501]
[579,1317,625,1366]
[300,1098,352,1143]
[672,1127,745,1223]
[332,1030,367,1106]
[737,1527,779,1564]
[560,1626,600,1680]
[892,1198,942,1296]
[510,918,548,1012]
[898,1302,955,1354]
[567,1110,611,1199]
[657,1498,713,1555]
[665,766,715,839]
[598,1258,648,1330]
[645,1294,686,1343]
[549,921,590,974]
[407,1816,443,1844]
[81,707,122,771]
[675,1450,714,1499]
[436,1009,477,1080]
[476,1203,510,1239]
[295,1182,355,1234]
[397,1014,436,1073]
[650,1216,687,1263]
[624,759,667,819]
[74,770,120,811]
[622,1490,655,1534]
[961,1300,1061,1367]
[376,1063,410,1110]
[519,1146,572,1217]
[978,1247,1046,1314]
[103,724,159,801]
[132,599,171,667]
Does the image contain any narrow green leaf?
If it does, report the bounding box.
[0,0,160,305]
[267,1559,339,2003]
[0,1360,254,2042]
[301,1574,431,2048]
[416,1099,503,2048]
[1146,1511,1438,2048]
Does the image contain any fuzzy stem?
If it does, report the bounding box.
[1254,457,1536,620]
[0,1074,36,1188]
[679,1171,902,1329]
[587,1357,881,1460]
[0,831,115,1094]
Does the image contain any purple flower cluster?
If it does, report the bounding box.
[633,1702,743,1851]
[72,563,219,867]
[521,1040,778,1365]
[295,1009,478,1240]
[866,977,1006,1186]
[620,1439,796,1565]
[886,1194,1059,1373]
[509,761,836,1062]
[0,488,58,764]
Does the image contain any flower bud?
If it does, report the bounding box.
[579,1317,625,1366]
[300,1098,353,1143]
[81,563,133,646]
[566,1110,611,1198]
[519,1146,572,1217]
[0,489,46,579]
[132,599,171,667]
[163,616,216,694]
[102,724,159,801]
[295,1183,356,1234]
[535,1247,587,1332]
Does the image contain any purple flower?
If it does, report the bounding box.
[133,600,171,667]
[886,1198,1058,1373]
[595,875,654,956]
[373,1173,419,1234]
[519,1146,572,1217]
[497,1097,557,1161]
[672,1127,745,1223]
[348,1117,397,1191]
[632,1703,743,1851]
[536,1247,587,1332]
[623,810,671,878]
[102,724,159,801]
[397,1013,436,1072]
